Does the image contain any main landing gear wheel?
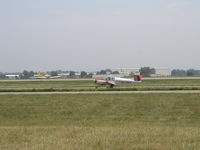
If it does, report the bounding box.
[106,84,114,88]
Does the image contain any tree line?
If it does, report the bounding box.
[171,69,200,76]
[1,68,200,79]
[0,67,159,79]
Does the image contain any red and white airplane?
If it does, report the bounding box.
[94,75,142,88]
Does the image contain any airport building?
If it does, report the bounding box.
[112,68,140,76]
[5,75,20,80]
[58,72,81,79]
[112,68,172,77]
[93,68,171,78]
[111,68,171,77]
[151,68,172,77]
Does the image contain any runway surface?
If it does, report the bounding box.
[0,90,200,95]
[1,76,200,82]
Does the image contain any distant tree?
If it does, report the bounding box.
[100,70,107,74]
[96,70,107,75]
[105,69,112,74]
[22,70,34,79]
[69,71,75,78]
[139,67,155,77]
[22,70,29,79]
[86,73,93,78]
[0,72,6,79]
[112,71,119,74]
[171,69,187,76]
[56,70,62,74]
[80,71,87,78]
[187,71,194,76]
[30,71,34,76]
[50,71,58,76]
[186,69,200,76]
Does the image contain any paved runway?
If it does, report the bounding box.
[1,76,200,82]
[0,90,200,95]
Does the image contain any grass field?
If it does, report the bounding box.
[1,79,200,89]
[0,80,93,89]
[0,93,200,150]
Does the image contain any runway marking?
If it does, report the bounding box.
[0,90,200,95]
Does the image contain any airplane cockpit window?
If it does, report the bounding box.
[104,77,111,80]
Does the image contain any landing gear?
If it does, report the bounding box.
[106,84,114,88]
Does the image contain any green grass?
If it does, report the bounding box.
[0,86,200,92]
[1,79,200,89]
[0,80,93,89]
[0,94,200,149]
[138,79,200,86]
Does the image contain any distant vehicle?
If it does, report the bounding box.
[94,75,142,88]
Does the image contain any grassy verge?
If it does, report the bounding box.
[1,86,200,92]
[1,126,199,150]
[0,94,200,149]
[0,80,93,89]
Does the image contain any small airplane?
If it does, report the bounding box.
[32,71,51,79]
[31,72,61,79]
[94,75,142,88]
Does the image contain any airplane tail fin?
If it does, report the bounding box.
[38,71,41,76]
[134,75,142,81]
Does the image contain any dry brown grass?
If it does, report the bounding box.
[0,125,199,150]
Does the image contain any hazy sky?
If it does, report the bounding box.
[0,0,200,72]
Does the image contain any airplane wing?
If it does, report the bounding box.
[106,80,116,85]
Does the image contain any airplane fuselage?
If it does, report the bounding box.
[95,75,142,88]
